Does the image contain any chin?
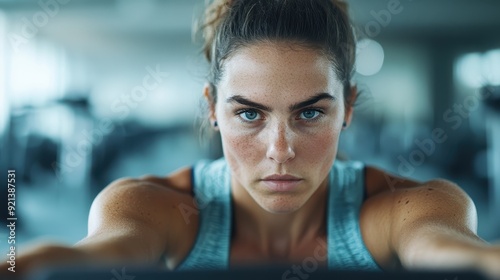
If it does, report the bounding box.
[257,196,305,214]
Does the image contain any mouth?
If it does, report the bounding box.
[261,174,303,192]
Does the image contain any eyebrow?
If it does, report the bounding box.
[226,92,335,112]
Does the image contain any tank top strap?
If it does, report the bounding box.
[175,158,232,270]
[327,160,381,271]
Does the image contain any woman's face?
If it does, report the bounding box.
[209,42,351,213]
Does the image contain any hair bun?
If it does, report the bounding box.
[198,0,234,63]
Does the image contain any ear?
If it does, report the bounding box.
[343,85,357,129]
[203,83,218,127]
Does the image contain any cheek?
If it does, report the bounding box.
[217,104,265,164]
[296,125,340,165]
[220,127,263,163]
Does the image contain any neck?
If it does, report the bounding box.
[231,176,329,257]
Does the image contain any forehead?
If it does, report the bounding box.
[219,42,342,101]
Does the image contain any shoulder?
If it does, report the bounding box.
[89,166,198,266]
[360,165,477,269]
[91,167,194,225]
[363,165,475,216]
[364,165,421,197]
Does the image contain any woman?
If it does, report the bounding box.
[6,0,500,278]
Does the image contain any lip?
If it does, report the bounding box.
[261,174,302,192]
[263,174,301,181]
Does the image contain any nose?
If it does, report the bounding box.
[266,123,296,164]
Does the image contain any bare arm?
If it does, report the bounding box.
[361,176,500,278]
[391,180,500,277]
[77,178,172,263]
[2,177,195,275]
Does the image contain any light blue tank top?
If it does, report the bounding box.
[175,157,381,271]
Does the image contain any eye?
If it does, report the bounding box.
[237,109,261,122]
[299,109,321,121]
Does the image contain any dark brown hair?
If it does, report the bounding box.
[198,0,356,105]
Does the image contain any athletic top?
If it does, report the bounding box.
[175,157,380,271]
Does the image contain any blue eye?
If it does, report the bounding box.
[300,109,320,120]
[238,110,260,122]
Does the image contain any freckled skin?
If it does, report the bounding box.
[6,35,500,280]
[213,42,347,213]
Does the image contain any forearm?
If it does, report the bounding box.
[3,234,155,276]
[396,223,500,280]
[398,226,488,271]
[0,243,92,276]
